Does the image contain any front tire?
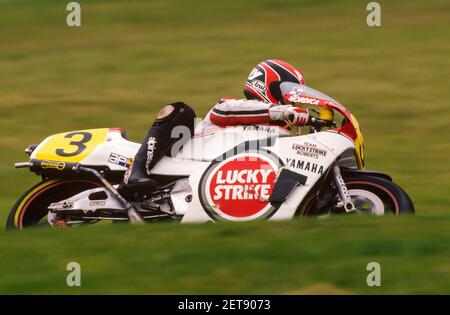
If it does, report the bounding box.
[344,175,415,215]
[6,179,101,230]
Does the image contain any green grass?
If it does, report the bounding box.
[1,215,450,294]
[0,0,449,293]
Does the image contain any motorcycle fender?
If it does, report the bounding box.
[340,167,393,181]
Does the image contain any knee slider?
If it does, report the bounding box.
[155,102,196,122]
[156,105,176,122]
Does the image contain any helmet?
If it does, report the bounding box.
[243,59,305,105]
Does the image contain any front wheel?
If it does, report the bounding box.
[6,179,101,230]
[343,175,415,215]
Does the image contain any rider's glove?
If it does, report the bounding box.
[269,105,310,125]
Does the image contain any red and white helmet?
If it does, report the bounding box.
[243,59,305,105]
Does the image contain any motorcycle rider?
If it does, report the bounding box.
[124,59,310,187]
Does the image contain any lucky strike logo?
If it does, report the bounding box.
[206,156,277,219]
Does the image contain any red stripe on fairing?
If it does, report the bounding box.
[346,181,400,215]
[260,62,281,104]
[19,180,101,229]
[109,128,123,132]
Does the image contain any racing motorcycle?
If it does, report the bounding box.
[6,83,414,229]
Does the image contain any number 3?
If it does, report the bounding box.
[55,132,92,157]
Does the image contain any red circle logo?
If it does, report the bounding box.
[205,154,278,220]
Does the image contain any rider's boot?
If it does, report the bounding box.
[123,134,158,190]
[123,102,196,191]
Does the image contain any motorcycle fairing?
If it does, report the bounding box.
[280,82,366,169]
[267,131,355,220]
[29,127,208,177]
[182,131,355,223]
[30,128,139,172]
[269,168,308,204]
[32,128,110,163]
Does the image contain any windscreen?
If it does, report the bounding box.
[280,82,342,105]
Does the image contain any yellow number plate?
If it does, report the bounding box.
[34,128,109,163]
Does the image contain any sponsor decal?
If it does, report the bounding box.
[243,125,280,134]
[199,151,283,221]
[89,200,106,207]
[251,79,267,92]
[108,152,132,168]
[292,142,327,159]
[287,95,320,105]
[288,86,305,95]
[41,160,66,171]
[285,158,324,175]
[145,137,157,175]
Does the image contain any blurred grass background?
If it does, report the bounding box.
[1,216,449,294]
[0,0,449,293]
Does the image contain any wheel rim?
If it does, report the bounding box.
[348,189,385,215]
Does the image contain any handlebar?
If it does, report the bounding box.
[308,116,334,127]
[286,114,334,127]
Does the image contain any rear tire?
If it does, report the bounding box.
[6,179,101,230]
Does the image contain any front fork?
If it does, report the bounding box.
[332,165,356,212]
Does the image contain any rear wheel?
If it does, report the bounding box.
[6,179,101,230]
